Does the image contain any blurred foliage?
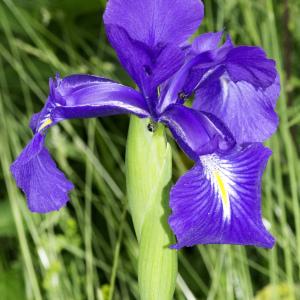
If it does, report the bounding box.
[255,283,300,300]
[0,0,299,299]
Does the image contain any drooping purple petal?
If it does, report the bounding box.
[103,0,204,48]
[31,75,150,133]
[194,72,280,143]
[29,112,42,132]
[46,74,150,122]
[10,133,74,213]
[159,104,235,161]
[12,74,151,213]
[105,25,184,108]
[169,143,275,249]
[30,77,62,133]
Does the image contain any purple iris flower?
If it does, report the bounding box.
[10,0,279,249]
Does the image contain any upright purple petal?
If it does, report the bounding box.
[157,34,233,113]
[191,31,223,54]
[10,133,74,213]
[226,46,277,89]
[104,0,203,100]
[106,25,184,107]
[171,34,281,143]
[190,34,277,90]
[159,30,280,125]
[159,105,235,161]
[194,72,280,143]
[169,143,275,249]
[103,0,204,48]
[157,53,215,113]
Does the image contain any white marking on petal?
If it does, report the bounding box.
[201,154,233,221]
[220,75,230,101]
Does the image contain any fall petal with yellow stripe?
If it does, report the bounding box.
[169,143,275,249]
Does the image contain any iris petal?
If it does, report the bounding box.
[104,0,203,101]
[189,34,277,90]
[191,31,223,54]
[160,104,235,161]
[49,74,150,121]
[105,25,184,104]
[162,33,278,117]
[31,75,149,133]
[175,33,280,143]
[226,46,277,89]
[10,133,74,213]
[12,74,151,213]
[169,143,275,249]
[194,73,280,143]
[103,0,204,48]
[157,34,233,114]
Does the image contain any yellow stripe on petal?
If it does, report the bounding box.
[38,118,52,132]
[201,154,231,221]
[214,171,230,220]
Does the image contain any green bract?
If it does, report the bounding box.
[126,116,177,300]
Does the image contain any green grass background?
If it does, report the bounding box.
[0,0,299,299]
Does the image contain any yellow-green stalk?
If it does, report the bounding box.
[126,116,177,300]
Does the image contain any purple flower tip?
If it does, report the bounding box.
[10,133,74,213]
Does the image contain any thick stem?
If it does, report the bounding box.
[126,116,177,300]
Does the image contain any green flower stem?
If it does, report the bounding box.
[126,116,177,300]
